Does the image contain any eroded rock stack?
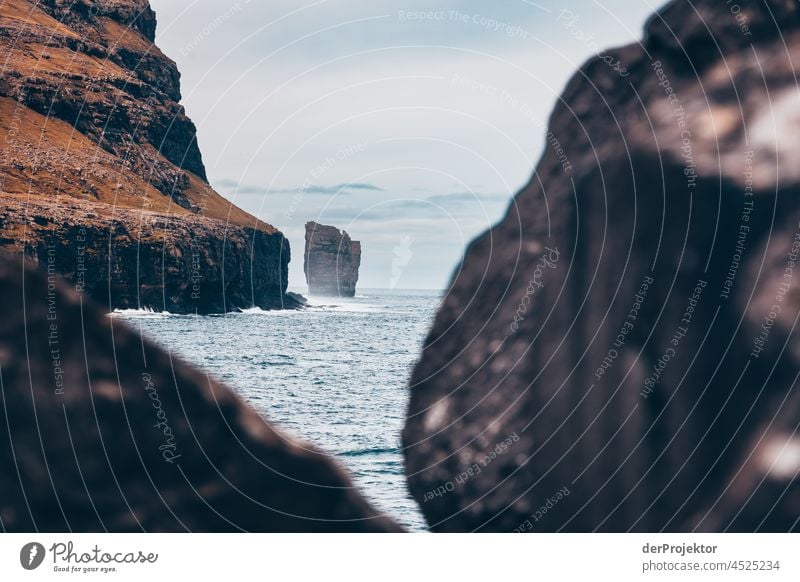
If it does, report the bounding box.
[404,0,800,532]
[0,0,298,313]
[304,221,361,297]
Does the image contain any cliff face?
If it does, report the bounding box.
[0,0,296,313]
[304,221,361,297]
[404,0,800,531]
[0,194,293,313]
[0,252,400,532]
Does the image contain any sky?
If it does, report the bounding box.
[149,0,662,290]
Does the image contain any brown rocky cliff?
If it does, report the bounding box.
[0,0,296,313]
[304,221,361,297]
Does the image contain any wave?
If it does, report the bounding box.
[303,296,379,313]
[109,307,174,319]
[312,304,377,313]
[338,446,400,457]
[238,306,288,316]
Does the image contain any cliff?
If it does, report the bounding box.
[0,0,297,313]
[404,0,800,531]
[304,221,361,297]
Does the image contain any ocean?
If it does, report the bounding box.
[115,289,441,531]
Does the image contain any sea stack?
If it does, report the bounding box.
[304,222,361,297]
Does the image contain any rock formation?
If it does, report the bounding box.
[0,0,298,313]
[304,221,361,297]
[404,0,800,532]
[0,251,400,532]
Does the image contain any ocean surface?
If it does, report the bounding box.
[115,289,441,531]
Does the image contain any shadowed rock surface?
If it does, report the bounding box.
[0,0,297,314]
[404,0,800,532]
[0,252,400,532]
[304,221,361,297]
[0,194,298,314]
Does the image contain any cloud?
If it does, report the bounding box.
[311,191,510,225]
[213,179,384,195]
[298,182,385,194]
[425,191,508,204]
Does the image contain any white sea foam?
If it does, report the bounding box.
[302,296,377,313]
[109,307,174,319]
[236,306,300,316]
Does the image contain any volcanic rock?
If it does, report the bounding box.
[0,193,297,313]
[304,221,361,297]
[0,0,297,313]
[0,252,400,532]
[404,0,800,532]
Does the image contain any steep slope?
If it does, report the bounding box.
[0,0,297,313]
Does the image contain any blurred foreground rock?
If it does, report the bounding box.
[0,253,399,532]
[404,0,800,532]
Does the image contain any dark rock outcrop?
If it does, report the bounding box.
[0,0,296,313]
[304,221,361,297]
[0,252,400,532]
[0,193,300,313]
[404,0,800,532]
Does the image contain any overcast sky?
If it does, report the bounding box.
[149,0,661,290]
